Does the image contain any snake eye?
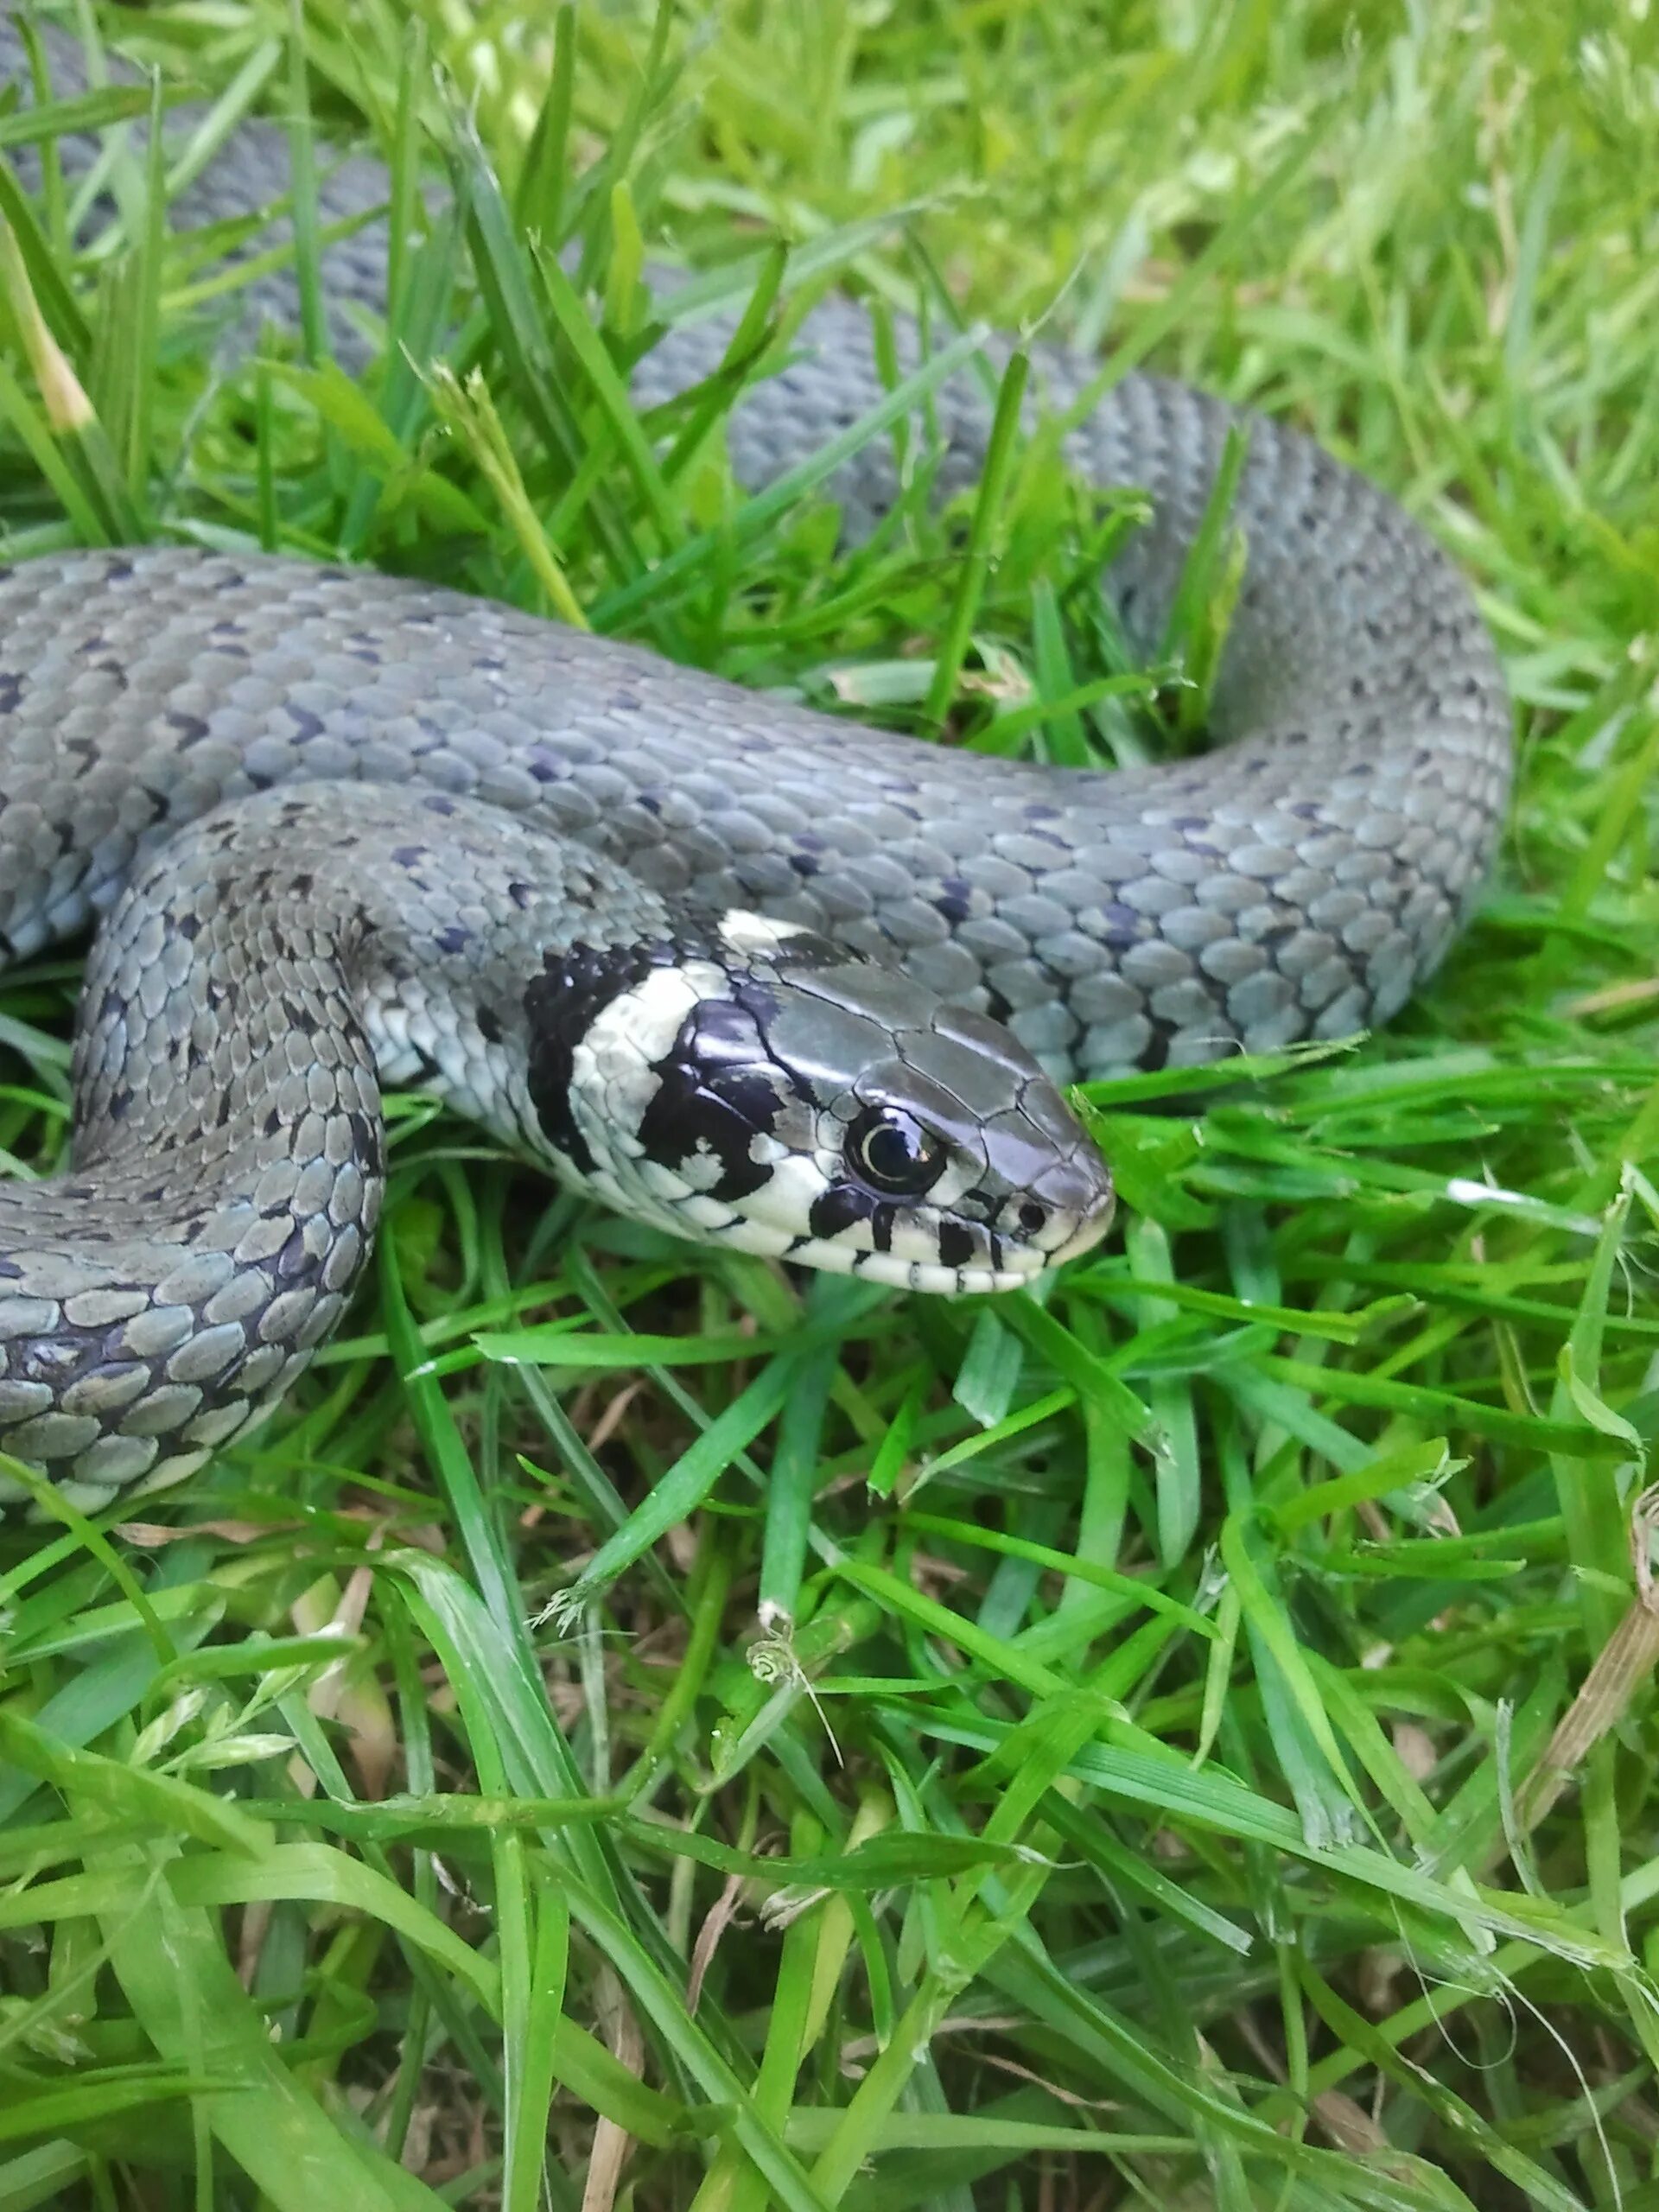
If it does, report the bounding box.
[847,1107,946,1198]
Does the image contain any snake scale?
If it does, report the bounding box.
[0,15,1510,1508]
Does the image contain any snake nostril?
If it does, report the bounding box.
[1017,1200,1047,1237]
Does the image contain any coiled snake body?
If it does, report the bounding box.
[0,17,1511,1506]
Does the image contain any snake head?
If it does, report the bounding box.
[523,909,1114,1294]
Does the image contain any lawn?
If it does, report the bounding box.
[0,2,1656,2207]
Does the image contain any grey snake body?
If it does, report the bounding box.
[0,16,1510,1506]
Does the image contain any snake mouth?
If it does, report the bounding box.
[779,1231,1035,1298]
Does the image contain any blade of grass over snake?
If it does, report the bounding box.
[589,321,989,624]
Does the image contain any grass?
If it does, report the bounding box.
[0,0,1656,2204]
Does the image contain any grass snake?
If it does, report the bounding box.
[0,16,1511,1508]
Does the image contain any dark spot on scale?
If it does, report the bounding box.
[423,793,458,817]
[348,1110,384,1176]
[176,911,201,941]
[0,672,23,715]
[610,692,643,713]
[276,1226,311,1280]
[435,925,471,957]
[287,704,325,741]
[508,881,533,909]
[0,1256,22,1280]
[390,844,427,868]
[791,850,820,878]
[22,1336,89,1383]
[808,1182,878,1242]
[264,1108,283,1137]
[167,710,210,746]
[936,876,973,926]
[1289,801,1321,822]
[1173,815,1207,833]
[477,1007,503,1046]
[1023,803,1061,822]
[936,1218,976,1271]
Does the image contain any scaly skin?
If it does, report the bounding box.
[0,15,1510,1503]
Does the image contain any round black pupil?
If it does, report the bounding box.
[852,1111,941,1193]
[865,1121,921,1181]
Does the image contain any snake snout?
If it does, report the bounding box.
[970,1081,1116,1281]
[1018,1145,1116,1268]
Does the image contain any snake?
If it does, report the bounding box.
[0,14,1511,1510]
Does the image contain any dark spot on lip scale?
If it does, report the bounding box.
[808,1181,878,1242]
[935,1217,976,1271]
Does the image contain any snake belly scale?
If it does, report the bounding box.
[0,16,1512,1507]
